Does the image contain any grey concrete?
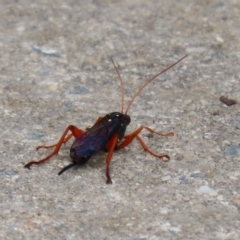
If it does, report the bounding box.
[1,0,240,239]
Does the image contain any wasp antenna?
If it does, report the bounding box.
[111,57,125,114]
[125,55,187,114]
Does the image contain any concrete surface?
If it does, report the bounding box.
[1,0,240,239]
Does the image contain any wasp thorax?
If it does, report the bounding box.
[107,112,131,126]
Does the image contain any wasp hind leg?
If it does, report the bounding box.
[24,125,85,169]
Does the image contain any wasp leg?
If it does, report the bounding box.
[36,133,73,150]
[135,135,170,161]
[85,117,103,131]
[24,125,85,169]
[105,135,119,184]
[117,126,173,161]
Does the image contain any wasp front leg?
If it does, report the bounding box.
[104,135,119,184]
[24,125,85,169]
[118,126,174,161]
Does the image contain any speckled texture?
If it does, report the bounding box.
[1,0,240,239]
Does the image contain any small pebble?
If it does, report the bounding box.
[198,185,214,194]
[49,84,58,91]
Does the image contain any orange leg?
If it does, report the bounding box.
[93,116,103,125]
[135,135,170,161]
[40,117,103,150]
[118,126,173,161]
[105,135,119,184]
[85,117,103,131]
[24,125,85,169]
[36,133,73,150]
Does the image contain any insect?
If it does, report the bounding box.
[24,55,187,184]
